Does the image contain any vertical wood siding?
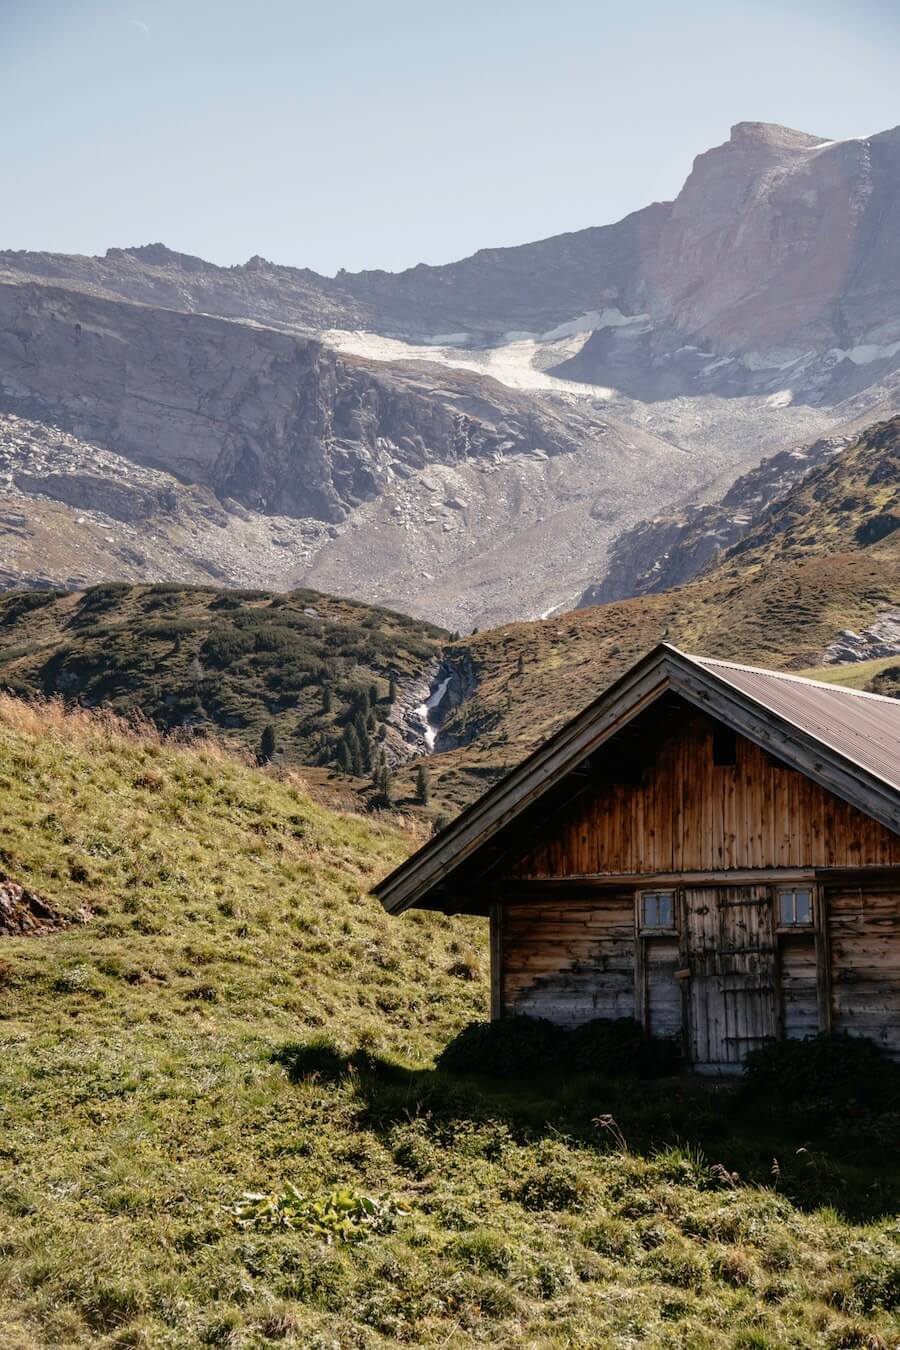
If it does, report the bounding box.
[644,936,682,1040]
[508,716,900,879]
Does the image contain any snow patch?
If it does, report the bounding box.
[321,327,613,398]
[766,390,794,408]
[829,340,900,366]
[540,308,649,341]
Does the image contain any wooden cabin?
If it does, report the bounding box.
[374,645,900,1071]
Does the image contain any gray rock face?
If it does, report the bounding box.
[0,279,579,524]
[823,612,900,664]
[554,123,900,402]
[579,433,850,607]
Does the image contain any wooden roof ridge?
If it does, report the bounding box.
[372,643,900,915]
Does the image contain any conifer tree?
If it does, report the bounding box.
[257,723,277,764]
[345,725,363,776]
[321,684,332,714]
[388,674,398,703]
[415,764,430,806]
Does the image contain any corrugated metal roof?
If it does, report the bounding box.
[688,653,900,794]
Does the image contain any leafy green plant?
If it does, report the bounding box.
[230,1184,408,1243]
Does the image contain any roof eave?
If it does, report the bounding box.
[373,643,680,914]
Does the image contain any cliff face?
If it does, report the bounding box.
[555,124,900,401]
[0,279,578,524]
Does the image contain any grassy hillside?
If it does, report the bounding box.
[0,702,895,1344]
[1,699,899,1348]
[721,414,900,574]
[0,583,444,779]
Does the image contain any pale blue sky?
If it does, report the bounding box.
[3,0,898,274]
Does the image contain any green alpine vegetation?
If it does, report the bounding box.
[0,697,899,1347]
[0,583,445,779]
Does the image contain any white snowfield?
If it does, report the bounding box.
[322,308,658,402]
[322,323,615,400]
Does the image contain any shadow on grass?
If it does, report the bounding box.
[272,1033,900,1223]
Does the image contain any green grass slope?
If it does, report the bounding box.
[1,700,899,1347]
[0,583,445,778]
[721,414,900,574]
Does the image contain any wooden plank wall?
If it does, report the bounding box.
[644,937,681,1040]
[509,715,900,878]
[779,935,819,1040]
[828,881,900,1054]
[501,895,635,1025]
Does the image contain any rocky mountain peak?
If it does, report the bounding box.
[105,242,216,273]
[727,121,830,150]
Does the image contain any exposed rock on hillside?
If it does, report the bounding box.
[718,415,900,572]
[0,281,762,629]
[579,433,850,606]
[0,279,582,523]
[824,612,900,664]
[556,123,900,402]
[0,878,89,936]
[7,123,900,406]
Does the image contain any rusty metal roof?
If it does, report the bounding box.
[374,643,900,915]
[690,654,900,794]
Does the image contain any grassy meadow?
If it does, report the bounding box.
[0,699,898,1348]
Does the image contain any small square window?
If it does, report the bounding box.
[640,890,675,930]
[778,888,813,927]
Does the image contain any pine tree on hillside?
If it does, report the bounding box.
[353,712,372,772]
[388,674,397,704]
[321,685,332,714]
[257,723,277,764]
[415,764,430,806]
[345,723,361,777]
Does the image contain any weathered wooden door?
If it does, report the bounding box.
[683,885,777,1071]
